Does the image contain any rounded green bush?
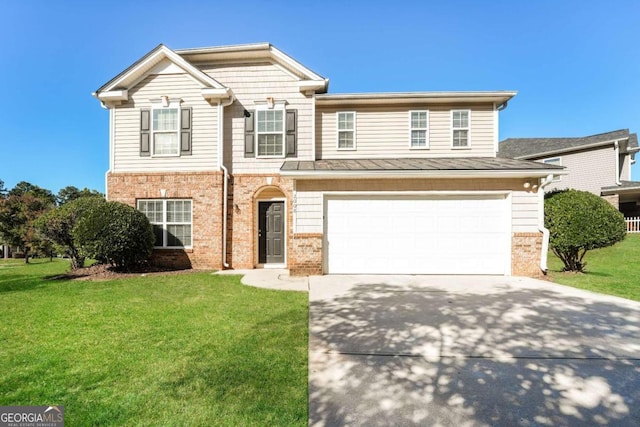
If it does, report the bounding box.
[75,201,155,270]
[36,196,106,269]
[545,189,626,272]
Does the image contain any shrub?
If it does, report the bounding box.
[545,189,626,272]
[36,197,106,269]
[75,201,155,270]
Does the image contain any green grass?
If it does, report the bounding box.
[548,234,640,301]
[0,259,308,426]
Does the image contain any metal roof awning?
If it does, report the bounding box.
[281,157,565,179]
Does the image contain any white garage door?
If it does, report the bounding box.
[325,195,510,275]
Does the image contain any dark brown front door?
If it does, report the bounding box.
[258,201,285,264]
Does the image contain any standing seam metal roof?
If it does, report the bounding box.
[281,157,564,172]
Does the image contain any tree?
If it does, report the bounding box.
[9,181,56,206]
[0,179,7,199]
[36,196,106,269]
[57,186,104,205]
[545,189,626,272]
[74,201,155,270]
[0,192,55,262]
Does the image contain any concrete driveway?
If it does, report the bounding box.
[309,275,640,427]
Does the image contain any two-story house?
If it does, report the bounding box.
[499,129,640,217]
[94,43,562,277]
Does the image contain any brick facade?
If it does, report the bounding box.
[107,171,224,269]
[602,194,619,209]
[108,172,546,277]
[512,232,543,277]
[289,233,323,276]
[227,174,294,269]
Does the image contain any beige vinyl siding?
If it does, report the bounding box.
[201,62,314,174]
[315,104,495,159]
[294,190,323,233]
[511,190,539,233]
[621,152,631,181]
[535,147,616,195]
[293,179,539,234]
[113,73,218,172]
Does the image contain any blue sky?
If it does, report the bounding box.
[1,0,639,193]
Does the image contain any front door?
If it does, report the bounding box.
[258,201,285,264]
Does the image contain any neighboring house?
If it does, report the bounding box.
[1,244,11,259]
[499,129,640,217]
[93,43,563,277]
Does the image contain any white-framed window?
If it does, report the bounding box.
[138,199,192,248]
[542,157,562,182]
[452,110,471,148]
[337,111,356,150]
[409,110,429,148]
[152,102,180,156]
[256,108,285,157]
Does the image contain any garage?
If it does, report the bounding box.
[324,194,510,275]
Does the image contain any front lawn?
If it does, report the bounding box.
[0,260,308,426]
[547,233,640,301]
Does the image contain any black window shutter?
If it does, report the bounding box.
[244,110,255,158]
[180,107,192,155]
[286,109,297,157]
[140,109,151,156]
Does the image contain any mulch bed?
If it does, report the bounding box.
[49,263,208,281]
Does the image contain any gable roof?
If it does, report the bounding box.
[94,45,231,106]
[94,43,329,106]
[175,43,327,84]
[498,129,635,159]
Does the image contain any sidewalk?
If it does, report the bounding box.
[215,268,309,291]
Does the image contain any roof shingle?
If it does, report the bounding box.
[498,129,634,159]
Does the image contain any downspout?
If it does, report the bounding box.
[311,92,317,160]
[538,174,554,273]
[614,140,622,185]
[218,95,235,268]
[104,105,114,201]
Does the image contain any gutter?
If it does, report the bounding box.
[218,95,235,268]
[602,185,640,195]
[538,174,555,273]
[316,92,516,106]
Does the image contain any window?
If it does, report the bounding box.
[152,106,180,156]
[138,199,192,248]
[337,112,356,149]
[452,110,470,148]
[256,109,284,157]
[542,157,562,182]
[410,111,429,148]
[140,102,191,157]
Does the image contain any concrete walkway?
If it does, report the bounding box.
[309,275,640,427]
[215,268,309,291]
